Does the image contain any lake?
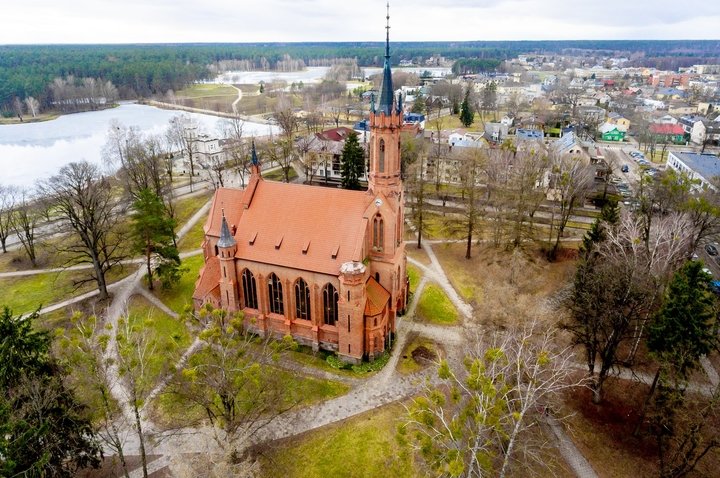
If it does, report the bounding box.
[0,103,277,188]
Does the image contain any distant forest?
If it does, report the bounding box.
[1,40,719,112]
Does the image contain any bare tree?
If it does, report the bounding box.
[219,115,249,186]
[406,159,430,249]
[0,185,18,253]
[37,161,125,300]
[166,114,200,192]
[60,312,131,478]
[11,190,40,267]
[115,314,155,478]
[263,138,295,183]
[566,212,692,403]
[548,154,595,260]
[273,95,299,140]
[167,307,299,451]
[24,96,40,118]
[402,321,584,478]
[12,96,24,121]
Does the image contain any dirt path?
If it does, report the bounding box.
[230,84,242,114]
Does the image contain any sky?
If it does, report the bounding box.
[2,0,720,44]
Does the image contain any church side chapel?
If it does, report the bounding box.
[193,13,408,363]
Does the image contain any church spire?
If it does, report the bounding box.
[250,139,261,176]
[217,208,236,248]
[378,3,395,116]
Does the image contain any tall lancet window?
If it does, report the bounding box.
[373,214,384,251]
[294,278,311,321]
[379,139,385,173]
[268,273,284,315]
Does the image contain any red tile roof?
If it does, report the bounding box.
[315,127,354,142]
[365,277,390,316]
[208,179,372,276]
[193,256,220,301]
[649,123,685,135]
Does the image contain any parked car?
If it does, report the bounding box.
[705,243,719,256]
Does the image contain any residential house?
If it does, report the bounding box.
[599,123,625,142]
[551,131,586,157]
[679,115,708,144]
[653,114,678,125]
[649,124,686,145]
[606,112,630,132]
[303,127,368,182]
[484,123,509,143]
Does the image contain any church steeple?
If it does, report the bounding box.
[378,3,395,116]
[368,3,403,198]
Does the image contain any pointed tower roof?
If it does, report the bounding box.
[378,3,395,116]
[251,140,259,167]
[217,209,236,248]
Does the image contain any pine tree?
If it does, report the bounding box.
[340,131,365,190]
[459,89,474,127]
[131,188,180,290]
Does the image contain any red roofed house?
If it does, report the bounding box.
[193,25,408,364]
[649,123,686,145]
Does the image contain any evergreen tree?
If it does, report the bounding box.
[340,131,365,191]
[411,92,426,114]
[131,188,181,290]
[0,307,102,476]
[459,89,474,127]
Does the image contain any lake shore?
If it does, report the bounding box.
[0,103,119,126]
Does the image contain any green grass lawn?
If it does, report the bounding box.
[176,83,238,98]
[259,403,416,478]
[288,348,357,378]
[407,264,422,294]
[0,266,130,316]
[173,192,212,227]
[120,296,192,397]
[416,283,460,325]
[152,359,349,429]
[153,254,204,314]
[262,167,299,182]
[178,220,206,251]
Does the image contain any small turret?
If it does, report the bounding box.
[250,139,261,177]
[217,211,236,249]
[217,208,239,311]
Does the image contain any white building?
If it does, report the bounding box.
[666,151,720,191]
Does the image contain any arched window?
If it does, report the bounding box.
[323,283,339,326]
[378,139,385,173]
[241,269,258,309]
[294,278,311,321]
[214,244,219,256]
[268,273,284,315]
[373,214,384,251]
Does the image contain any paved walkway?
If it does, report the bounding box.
[545,415,599,478]
[44,208,609,478]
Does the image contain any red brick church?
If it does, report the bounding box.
[192,17,408,363]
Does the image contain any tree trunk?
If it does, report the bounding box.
[465,220,473,259]
[633,367,660,437]
[146,246,154,291]
[132,388,148,478]
[92,256,109,300]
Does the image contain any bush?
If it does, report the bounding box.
[326,351,391,373]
